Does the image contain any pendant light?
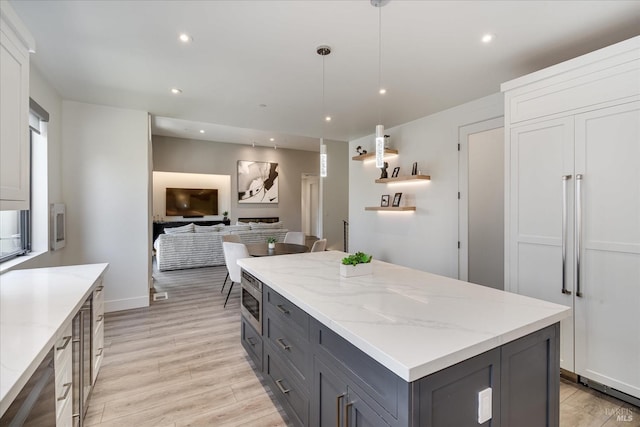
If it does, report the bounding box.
[372,0,389,168]
[317,45,331,178]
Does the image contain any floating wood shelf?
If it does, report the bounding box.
[352,149,399,161]
[375,175,431,183]
[364,206,417,211]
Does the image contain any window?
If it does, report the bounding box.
[0,100,48,264]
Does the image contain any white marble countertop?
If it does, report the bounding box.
[0,263,108,417]
[238,251,571,382]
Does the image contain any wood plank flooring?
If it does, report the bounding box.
[86,265,638,426]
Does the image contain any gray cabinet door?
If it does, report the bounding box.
[346,387,390,427]
[313,356,346,427]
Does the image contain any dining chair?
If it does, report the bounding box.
[222,241,250,307]
[221,234,242,293]
[283,231,305,245]
[311,239,327,252]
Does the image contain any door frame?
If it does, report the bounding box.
[458,116,504,281]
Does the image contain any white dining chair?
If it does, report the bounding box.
[283,231,305,245]
[310,239,327,252]
[222,241,250,307]
[221,234,242,294]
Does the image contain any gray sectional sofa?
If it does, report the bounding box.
[153,222,288,271]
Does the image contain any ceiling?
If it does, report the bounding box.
[11,0,640,151]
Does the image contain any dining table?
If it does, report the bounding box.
[245,242,309,257]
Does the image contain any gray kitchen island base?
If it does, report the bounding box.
[242,283,560,427]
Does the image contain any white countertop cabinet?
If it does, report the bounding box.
[238,251,570,427]
[0,263,109,421]
[502,36,640,403]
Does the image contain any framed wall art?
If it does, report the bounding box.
[237,160,279,203]
[381,194,390,207]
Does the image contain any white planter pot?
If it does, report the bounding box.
[340,262,372,278]
[268,242,276,249]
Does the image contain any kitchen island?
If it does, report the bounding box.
[238,251,571,427]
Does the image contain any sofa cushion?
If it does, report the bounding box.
[194,224,224,233]
[226,224,251,232]
[164,223,194,234]
[249,221,283,230]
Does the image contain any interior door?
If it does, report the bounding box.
[508,117,575,371]
[574,101,640,398]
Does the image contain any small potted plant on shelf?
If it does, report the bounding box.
[267,236,277,249]
[222,211,229,222]
[340,251,373,277]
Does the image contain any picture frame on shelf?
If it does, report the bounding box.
[392,192,403,207]
[392,167,400,178]
[381,194,390,207]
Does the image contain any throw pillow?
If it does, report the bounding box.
[249,221,283,230]
[164,223,195,234]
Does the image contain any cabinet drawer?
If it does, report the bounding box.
[93,320,104,385]
[54,321,73,369]
[265,287,308,338]
[312,319,400,419]
[56,392,73,427]
[55,354,72,419]
[241,317,263,371]
[266,314,310,386]
[265,351,309,427]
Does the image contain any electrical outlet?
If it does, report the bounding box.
[478,387,492,424]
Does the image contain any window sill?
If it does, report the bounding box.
[0,251,47,274]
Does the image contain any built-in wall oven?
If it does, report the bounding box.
[240,271,262,334]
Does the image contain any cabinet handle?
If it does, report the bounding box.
[276,304,290,315]
[576,174,583,297]
[57,382,72,401]
[97,314,104,322]
[96,348,103,357]
[56,335,72,351]
[275,379,290,394]
[276,338,291,351]
[336,393,345,427]
[345,402,353,427]
[247,337,256,346]
[96,285,104,293]
[561,175,572,295]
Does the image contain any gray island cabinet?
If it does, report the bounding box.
[238,251,570,427]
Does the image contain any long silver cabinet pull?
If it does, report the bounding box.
[275,379,290,394]
[56,335,72,351]
[562,175,572,295]
[336,394,345,427]
[345,402,353,427]
[276,304,290,315]
[576,174,583,297]
[57,382,72,401]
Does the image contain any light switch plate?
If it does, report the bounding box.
[478,387,492,424]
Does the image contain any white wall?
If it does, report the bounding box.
[152,171,231,222]
[62,101,150,312]
[349,93,503,278]
[321,139,349,250]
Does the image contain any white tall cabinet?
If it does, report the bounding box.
[502,36,640,401]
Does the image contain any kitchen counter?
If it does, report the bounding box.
[238,251,571,382]
[0,263,108,417]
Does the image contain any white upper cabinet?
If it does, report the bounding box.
[0,2,34,211]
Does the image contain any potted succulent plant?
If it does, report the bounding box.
[267,236,277,249]
[222,211,229,221]
[340,252,373,277]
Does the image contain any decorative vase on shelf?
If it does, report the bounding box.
[268,242,275,250]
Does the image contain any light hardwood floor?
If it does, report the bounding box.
[86,265,638,426]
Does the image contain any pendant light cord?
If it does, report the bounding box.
[378,4,382,125]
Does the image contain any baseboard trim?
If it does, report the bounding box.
[105,296,149,313]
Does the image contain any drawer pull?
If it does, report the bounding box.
[97,314,104,322]
[276,338,291,351]
[345,402,353,427]
[96,348,104,357]
[247,337,256,346]
[275,379,290,394]
[276,304,290,315]
[57,382,72,401]
[96,285,104,293]
[336,394,345,427]
[56,336,72,351]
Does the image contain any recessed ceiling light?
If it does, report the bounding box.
[179,33,191,43]
[270,137,275,142]
[259,104,267,108]
[325,116,332,122]
[482,33,494,43]
[171,88,182,94]
[199,129,205,134]
[379,88,387,95]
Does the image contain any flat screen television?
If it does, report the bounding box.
[166,188,218,217]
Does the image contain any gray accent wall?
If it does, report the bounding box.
[152,135,320,233]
